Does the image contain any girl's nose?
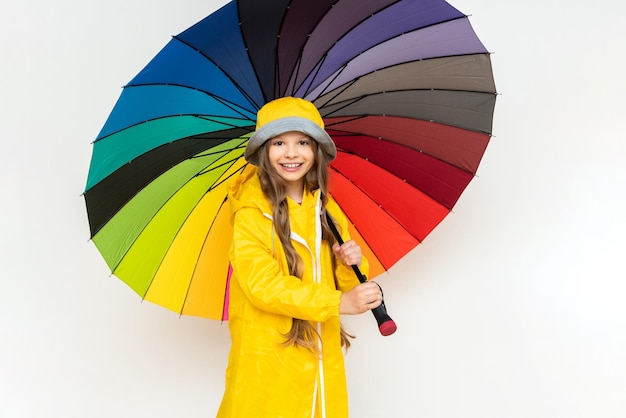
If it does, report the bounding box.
[285,143,298,157]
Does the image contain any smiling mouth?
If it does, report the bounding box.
[281,163,302,168]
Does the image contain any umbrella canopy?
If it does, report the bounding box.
[84,0,496,320]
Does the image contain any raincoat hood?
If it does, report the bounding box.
[227,165,272,216]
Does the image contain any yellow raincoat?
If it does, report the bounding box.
[217,167,368,418]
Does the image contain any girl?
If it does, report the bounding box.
[217,97,383,418]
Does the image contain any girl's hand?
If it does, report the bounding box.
[332,240,362,267]
[339,282,382,314]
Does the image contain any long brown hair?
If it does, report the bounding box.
[256,136,354,350]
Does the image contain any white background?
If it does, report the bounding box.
[1,1,625,417]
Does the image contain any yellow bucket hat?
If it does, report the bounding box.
[244,97,337,165]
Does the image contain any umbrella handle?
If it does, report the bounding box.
[325,213,397,336]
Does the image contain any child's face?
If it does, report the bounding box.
[268,131,315,189]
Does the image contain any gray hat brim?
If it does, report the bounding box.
[244,116,337,166]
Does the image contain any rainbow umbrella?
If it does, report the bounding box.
[84,0,496,320]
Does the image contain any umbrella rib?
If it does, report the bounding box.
[194,115,253,128]
[310,64,351,102]
[208,165,247,192]
[123,82,258,119]
[328,84,496,100]
[320,95,366,118]
[196,156,246,182]
[316,78,359,109]
[324,114,364,128]
[288,51,312,98]
[299,54,329,98]
[204,91,257,121]
[93,113,253,144]
[195,114,255,131]
[172,35,262,109]
[273,3,292,99]
[232,4,268,104]
[190,146,246,162]
[194,139,249,191]
[323,87,496,135]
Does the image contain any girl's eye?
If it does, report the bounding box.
[299,140,310,146]
[272,141,284,146]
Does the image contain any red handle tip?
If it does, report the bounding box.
[379,320,397,336]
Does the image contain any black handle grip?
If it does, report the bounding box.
[326,213,397,336]
[348,264,397,336]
